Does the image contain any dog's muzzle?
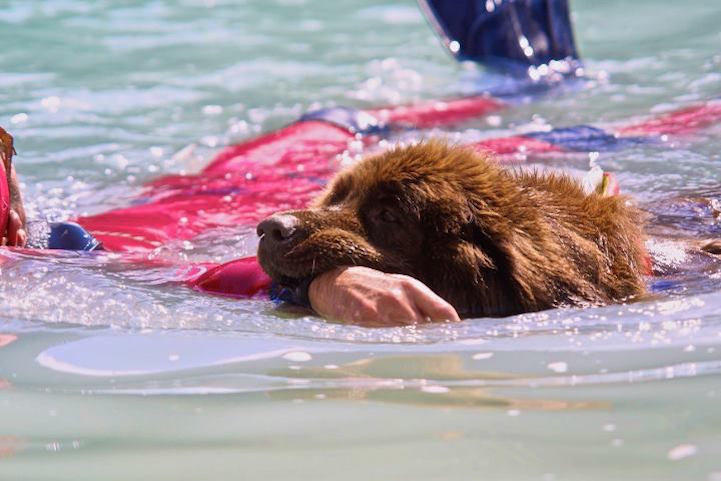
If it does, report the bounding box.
[257,213,301,248]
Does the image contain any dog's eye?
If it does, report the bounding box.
[375,207,399,224]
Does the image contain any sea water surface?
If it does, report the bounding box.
[1,0,721,479]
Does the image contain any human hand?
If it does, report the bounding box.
[2,204,26,247]
[308,266,460,327]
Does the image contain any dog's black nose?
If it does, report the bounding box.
[257,214,299,243]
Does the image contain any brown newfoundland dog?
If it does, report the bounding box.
[256,140,649,317]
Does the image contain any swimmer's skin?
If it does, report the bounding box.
[3,168,27,247]
[0,129,26,247]
[308,266,460,326]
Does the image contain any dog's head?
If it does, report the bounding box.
[257,141,535,316]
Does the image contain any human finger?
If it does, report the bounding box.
[392,274,460,322]
[15,228,27,247]
[5,210,25,247]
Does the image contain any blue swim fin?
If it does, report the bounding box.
[48,222,103,251]
[418,0,580,77]
[26,220,103,251]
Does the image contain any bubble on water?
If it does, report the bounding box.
[172,144,196,163]
[45,441,61,452]
[202,105,223,116]
[472,352,494,360]
[658,298,705,316]
[283,351,312,362]
[200,136,219,148]
[228,119,250,137]
[547,362,568,373]
[420,385,449,394]
[41,96,61,112]
[486,115,502,127]
[149,147,164,158]
[349,58,423,104]
[668,444,697,461]
[10,112,28,124]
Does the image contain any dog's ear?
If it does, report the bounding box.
[419,189,474,236]
[469,220,559,313]
[447,235,521,316]
[438,198,473,235]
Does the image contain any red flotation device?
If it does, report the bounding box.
[0,163,8,240]
[0,128,13,239]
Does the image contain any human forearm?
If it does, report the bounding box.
[308,266,460,327]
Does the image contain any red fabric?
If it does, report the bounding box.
[618,101,721,136]
[471,136,563,155]
[0,162,8,238]
[76,121,354,251]
[187,256,271,297]
[368,96,504,128]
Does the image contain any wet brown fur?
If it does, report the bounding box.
[257,140,649,317]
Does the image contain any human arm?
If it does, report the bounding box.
[0,128,27,247]
[187,260,460,326]
[3,166,27,247]
[307,266,460,327]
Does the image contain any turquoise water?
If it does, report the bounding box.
[1,0,721,479]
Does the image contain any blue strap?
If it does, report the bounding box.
[418,0,580,76]
[269,278,313,308]
[649,279,682,293]
[524,125,653,152]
